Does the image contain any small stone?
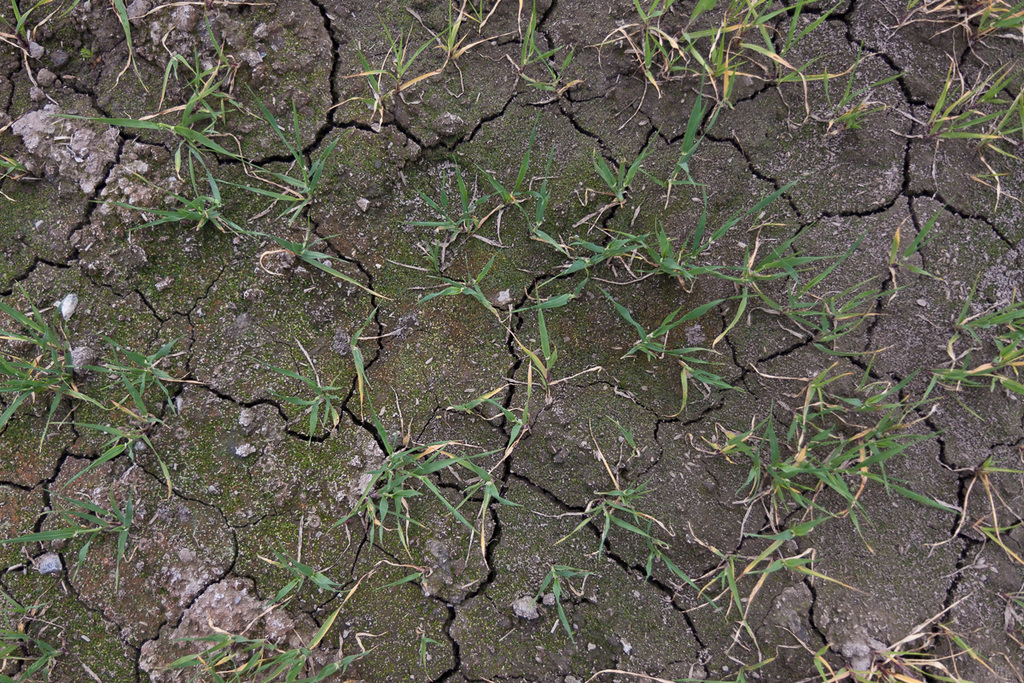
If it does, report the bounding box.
[126,0,151,21]
[58,293,78,320]
[29,87,45,102]
[238,408,255,428]
[155,276,174,291]
[234,443,256,458]
[35,552,62,574]
[511,596,539,620]
[36,69,56,87]
[433,112,465,137]
[621,638,632,655]
[28,41,44,60]
[50,50,69,68]
[494,289,512,307]
[172,5,198,32]
[239,48,262,67]
[542,593,556,606]
[355,197,370,212]
[70,346,98,372]
[916,298,929,308]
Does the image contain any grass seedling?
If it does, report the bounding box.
[946,454,1024,577]
[818,46,901,134]
[349,308,375,421]
[933,289,1024,396]
[707,372,952,533]
[601,0,684,97]
[511,4,581,97]
[534,565,593,640]
[1,489,133,591]
[476,116,540,211]
[112,152,246,236]
[811,605,996,682]
[345,336,516,557]
[165,601,362,682]
[932,335,1024,396]
[602,290,734,411]
[259,551,347,603]
[782,276,886,348]
[924,61,1024,155]
[269,341,347,440]
[556,428,676,557]
[155,20,239,144]
[603,0,839,102]
[413,162,490,235]
[690,518,852,653]
[0,622,59,682]
[0,153,28,200]
[419,255,501,320]
[887,211,942,290]
[252,220,385,299]
[590,136,656,207]
[0,294,102,443]
[242,98,343,224]
[341,436,497,554]
[903,0,1024,44]
[718,231,880,349]
[652,89,718,208]
[449,387,531,465]
[0,0,50,43]
[418,631,442,670]
[414,0,492,66]
[349,22,442,126]
[97,337,184,420]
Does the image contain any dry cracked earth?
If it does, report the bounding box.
[1,0,1024,681]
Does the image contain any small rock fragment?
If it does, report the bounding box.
[511,596,539,620]
[50,50,69,68]
[356,197,370,212]
[35,552,62,574]
[239,48,263,67]
[172,5,198,32]
[434,112,465,137]
[238,408,255,428]
[58,293,78,320]
[840,636,885,672]
[126,0,151,21]
[494,289,512,307]
[28,41,44,59]
[70,346,98,373]
[36,69,56,87]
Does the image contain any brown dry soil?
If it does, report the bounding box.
[2,0,1024,681]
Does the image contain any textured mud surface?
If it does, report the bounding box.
[2,0,1024,681]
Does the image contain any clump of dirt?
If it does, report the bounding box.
[11,103,120,195]
[138,577,333,682]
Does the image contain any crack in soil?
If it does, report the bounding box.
[704,132,803,219]
[505,471,713,666]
